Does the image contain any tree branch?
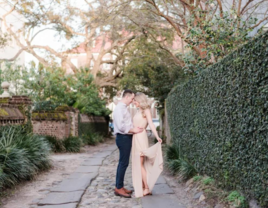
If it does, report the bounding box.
[0,48,25,61]
[216,0,224,18]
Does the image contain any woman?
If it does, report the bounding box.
[132,92,163,197]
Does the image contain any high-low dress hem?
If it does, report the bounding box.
[131,112,163,198]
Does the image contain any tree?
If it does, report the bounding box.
[120,35,189,107]
[137,0,268,72]
[1,63,109,116]
[1,0,141,87]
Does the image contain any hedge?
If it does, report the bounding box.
[166,31,268,206]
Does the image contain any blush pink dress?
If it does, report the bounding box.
[132,110,163,198]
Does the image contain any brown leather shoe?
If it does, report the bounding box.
[123,187,133,194]
[114,188,131,198]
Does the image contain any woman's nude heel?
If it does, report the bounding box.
[143,188,152,196]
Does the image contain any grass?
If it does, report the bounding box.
[227,191,247,208]
[81,132,105,146]
[42,132,106,153]
[0,126,51,190]
[42,136,65,152]
[165,144,197,180]
[165,144,248,208]
[202,177,215,185]
[165,144,180,161]
[63,136,82,153]
[193,175,202,182]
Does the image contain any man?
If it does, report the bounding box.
[113,89,143,198]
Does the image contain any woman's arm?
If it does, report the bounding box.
[144,109,162,143]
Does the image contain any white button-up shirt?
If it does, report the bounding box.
[113,102,133,135]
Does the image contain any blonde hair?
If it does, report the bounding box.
[135,92,151,117]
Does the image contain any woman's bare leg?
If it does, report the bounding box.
[140,156,149,189]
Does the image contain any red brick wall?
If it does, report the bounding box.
[32,110,79,139]
[32,120,67,139]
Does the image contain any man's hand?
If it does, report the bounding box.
[129,127,144,134]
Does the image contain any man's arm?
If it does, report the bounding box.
[128,127,144,134]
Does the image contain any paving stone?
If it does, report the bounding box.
[38,191,83,205]
[50,176,92,192]
[67,172,98,179]
[151,184,174,195]
[214,204,225,208]
[37,203,77,208]
[30,198,41,204]
[193,191,203,199]
[142,195,186,208]
[39,188,50,192]
[81,158,104,166]
[76,166,100,173]
[92,151,113,158]
[199,194,206,202]
[249,200,261,208]
[155,175,167,184]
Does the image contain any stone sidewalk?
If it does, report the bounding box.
[34,143,186,208]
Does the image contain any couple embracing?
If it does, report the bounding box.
[113,89,163,198]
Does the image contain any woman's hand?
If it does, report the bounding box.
[157,137,162,143]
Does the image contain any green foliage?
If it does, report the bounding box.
[81,134,97,146]
[0,33,10,49]
[167,159,182,175]
[78,114,109,137]
[71,69,111,116]
[0,126,51,190]
[63,136,82,153]
[120,36,189,108]
[165,143,197,179]
[167,31,268,206]
[227,191,247,208]
[193,175,202,182]
[81,132,105,146]
[202,177,215,186]
[42,136,65,153]
[43,132,104,153]
[1,65,110,116]
[43,136,82,153]
[182,11,255,73]
[179,158,198,180]
[165,144,180,161]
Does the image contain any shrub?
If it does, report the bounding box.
[165,144,180,161]
[42,136,65,153]
[202,177,215,185]
[166,143,197,179]
[93,132,104,143]
[179,158,198,180]
[0,126,51,190]
[167,159,182,175]
[193,175,202,182]
[81,132,105,146]
[167,31,268,206]
[63,136,82,153]
[227,191,247,208]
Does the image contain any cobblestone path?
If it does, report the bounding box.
[3,140,206,208]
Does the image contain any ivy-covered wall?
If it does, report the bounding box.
[166,31,268,206]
